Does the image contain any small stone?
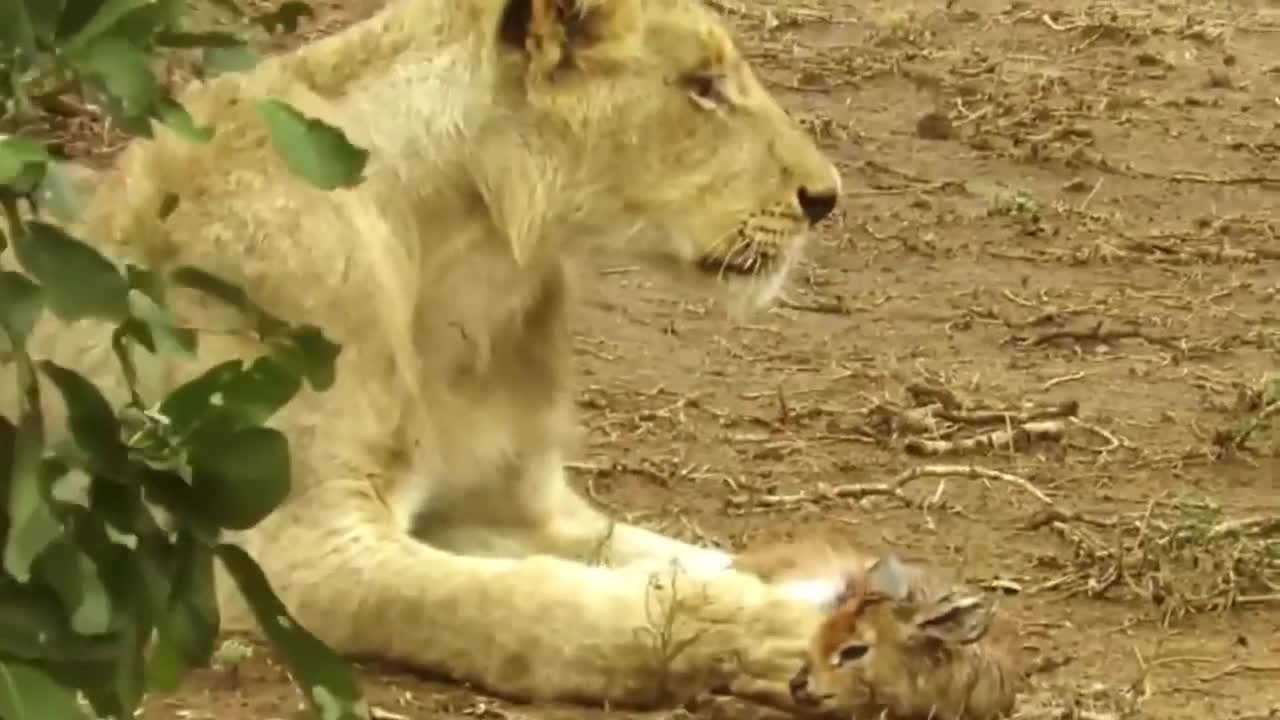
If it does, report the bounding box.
[916,111,953,140]
[1206,69,1234,89]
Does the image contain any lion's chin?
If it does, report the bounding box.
[694,249,797,321]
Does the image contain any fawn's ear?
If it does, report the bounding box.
[863,553,912,601]
[498,0,640,80]
[910,592,995,646]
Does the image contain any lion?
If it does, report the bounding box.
[5,0,844,707]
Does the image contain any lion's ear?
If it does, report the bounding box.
[498,0,638,80]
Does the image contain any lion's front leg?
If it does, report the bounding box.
[221,480,824,708]
[525,457,736,574]
[594,520,737,574]
[408,453,733,573]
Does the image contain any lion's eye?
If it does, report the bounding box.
[832,643,869,666]
[684,73,724,109]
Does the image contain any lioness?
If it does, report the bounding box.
[7,0,844,707]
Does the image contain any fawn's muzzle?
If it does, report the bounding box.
[789,664,817,705]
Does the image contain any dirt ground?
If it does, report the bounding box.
[49,0,1278,718]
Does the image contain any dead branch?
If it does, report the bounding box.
[1127,167,1280,187]
[866,402,949,436]
[1068,417,1132,452]
[891,464,1056,507]
[904,420,1067,456]
[905,382,966,410]
[1021,321,1180,350]
[1206,516,1280,540]
[726,482,913,511]
[1124,238,1278,264]
[777,296,851,315]
[933,402,1079,426]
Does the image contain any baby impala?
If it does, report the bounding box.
[731,540,1026,720]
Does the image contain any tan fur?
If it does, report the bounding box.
[1,0,843,707]
[732,536,872,583]
[798,556,1027,720]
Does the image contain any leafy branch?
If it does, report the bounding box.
[2,1,373,718]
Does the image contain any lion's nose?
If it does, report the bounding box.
[797,186,837,225]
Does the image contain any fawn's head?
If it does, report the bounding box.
[789,554,1018,720]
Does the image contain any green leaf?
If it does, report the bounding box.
[189,426,291,530]
[42,658,123,720]
[0,417,12,540]
[0,136,50,192]
[33,162,92,225]
[127,288,197,358]
[37,362,117,432]
[254,1,314,34]
[11,221,129,322]
[65,0,159,48]
[38,499,157,714]
[137,469,219,544]
[33,539,115,636]
[155,359,240,438]
[4,358,62,583]
[106,0,184,42]
[216,357,303,425]
[0,585,61,660]
[71,34,159,121]
[154,29,242,47]
[156,96,214,142]
[0,659,83,720]
[147,532,219,691]
[0,0,37,57]
[169,265,250,309]
[55,506,150,714]
[158,356,300,440]
[113,618,147,714]
[169,265,287,336]
[22,0,67,41]
[255,100,368,190]
[270,325,341,391]
[202,43,261,76]
[0,580,116,663]
[124,263,165,303]
[54,0,106,40]
[38,360,131,478]
[109,322,145,407]
[216,544,369,720]
[3,468,65,584]
[0,271,45,348]
[0,413,13,480]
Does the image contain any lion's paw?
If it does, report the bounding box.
[773,575,848,611]
[730,596,823,684]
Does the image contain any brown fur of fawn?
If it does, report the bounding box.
[728,542,1026,720]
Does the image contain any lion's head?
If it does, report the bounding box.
[486,0,841,309]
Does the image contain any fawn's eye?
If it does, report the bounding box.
[832,643,869,666]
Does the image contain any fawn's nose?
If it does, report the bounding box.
[789,666,817,705]
[797,186,838,225]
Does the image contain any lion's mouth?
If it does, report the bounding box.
[694,252,777,277]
